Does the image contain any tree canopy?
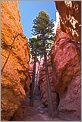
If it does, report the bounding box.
[32,11,54,57]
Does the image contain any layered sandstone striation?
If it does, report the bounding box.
[1,1,31,120]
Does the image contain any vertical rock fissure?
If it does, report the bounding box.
[56,92,60,107]
[51,54,60,112]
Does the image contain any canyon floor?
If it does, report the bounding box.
[11,86,63,121]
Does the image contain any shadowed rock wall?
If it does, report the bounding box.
[39,57,58,114]
[53,1,81,120]
[38,1,81,120]
[51,30,81,120]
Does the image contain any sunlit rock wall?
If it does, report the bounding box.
[1,1,31,120]
[55,1,81,42]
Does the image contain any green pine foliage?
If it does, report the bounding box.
[32,11,54,56]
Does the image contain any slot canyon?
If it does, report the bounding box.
[1,1,81,121]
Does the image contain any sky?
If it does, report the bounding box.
[18,0,57,39]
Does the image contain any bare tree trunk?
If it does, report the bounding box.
[30,56,36,106]
[43,41,54,118]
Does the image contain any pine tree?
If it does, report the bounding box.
[32,11,54,117]
[29,37,41,105]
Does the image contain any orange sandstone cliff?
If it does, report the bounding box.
[1,1,31,120]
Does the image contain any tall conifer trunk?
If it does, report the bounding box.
[43,40,54,118]
[30,55,36,106]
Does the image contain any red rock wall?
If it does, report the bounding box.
[1,1,31,120]
[53,1,81,120]
[51,30,81,120]
[39,31,80,120]
[55,1,81,42]
[38,1,81,120]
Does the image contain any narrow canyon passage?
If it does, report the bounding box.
[1,1,81,121]
[10,84,61,121]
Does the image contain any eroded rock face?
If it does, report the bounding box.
[1,1,31,120]
[53,2,81,120]
[39,29,81,120]
[51,31,81,120]
[55,1,81,42]
[36,1,81,120]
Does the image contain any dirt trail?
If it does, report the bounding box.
[11,86,62,121]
